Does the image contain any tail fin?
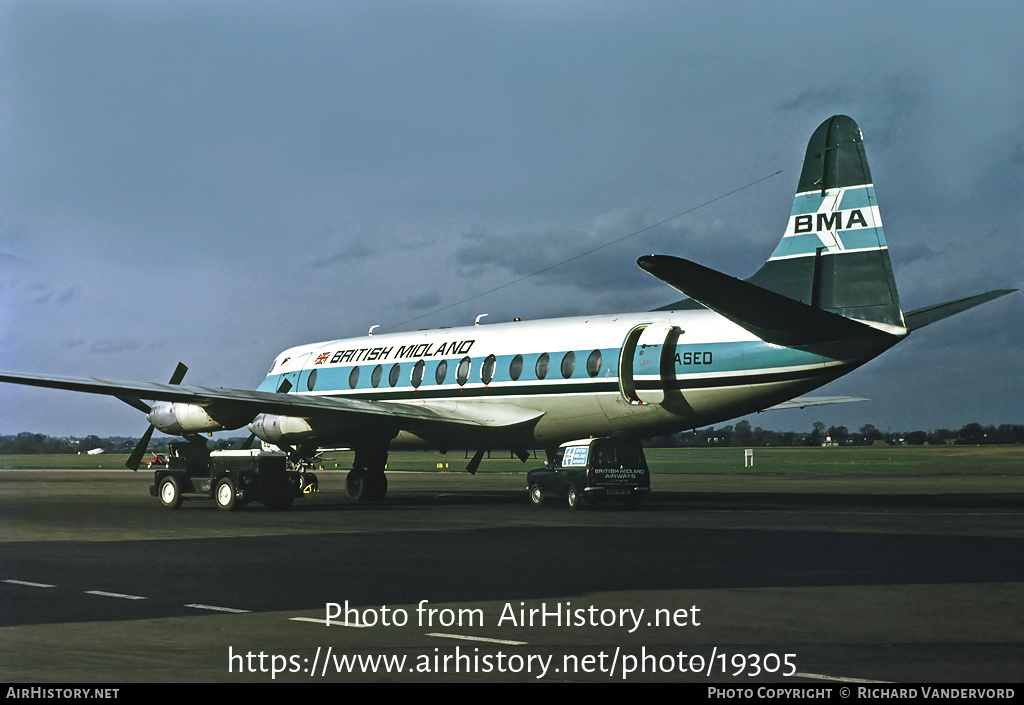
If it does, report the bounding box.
[746,115,904,328]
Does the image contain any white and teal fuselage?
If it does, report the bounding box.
[253,307,878,451]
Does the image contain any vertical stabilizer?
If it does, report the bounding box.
[747,115,904,328]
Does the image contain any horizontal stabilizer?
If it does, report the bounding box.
[904,290,1017,331]
[637,254,900,346]
[767,396,868,411]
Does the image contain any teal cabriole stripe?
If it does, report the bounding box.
[258,341,834,397]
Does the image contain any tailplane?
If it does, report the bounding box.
[647,115,1016,340]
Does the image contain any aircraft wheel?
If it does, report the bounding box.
[529,484,545,506]
[346,468,367,501]
[214,477,237,511]
[348,469,387,502]
[300,473,319,493]
[158,476,182,509]
[347,468,370,501]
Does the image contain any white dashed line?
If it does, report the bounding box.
[3,579,56,588]
[289,617,371,628]
[427,632,528,645]
[185,603,251,614]
[796,672,891,683]
[83,590,148,600]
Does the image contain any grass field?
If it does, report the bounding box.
[2,444,1021,476]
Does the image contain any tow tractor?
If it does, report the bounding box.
[150,442,318,511]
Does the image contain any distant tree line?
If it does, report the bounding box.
[0,434,236,455]
[647,421,1024,448]
[1,421,1022,454]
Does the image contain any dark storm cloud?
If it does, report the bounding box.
[0,0,1020,435]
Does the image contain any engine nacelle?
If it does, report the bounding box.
[249,414,314,444]
[148,402,227,435]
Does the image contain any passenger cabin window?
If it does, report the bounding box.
[412,360,425,388]
[306,369,318,391]
[509,354,523,381]
[560,351,575,379]
[435,359,448,384]
[389,363,401,387]
[587,349,602,378]
[481,354,496,385]
[349,366,360,389]
[456,356,471,386]
[536,353,550,380]
[371,364,383,388]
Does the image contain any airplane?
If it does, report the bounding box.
[0,115,1015,502]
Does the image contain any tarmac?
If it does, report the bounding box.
[1,468,1022,682]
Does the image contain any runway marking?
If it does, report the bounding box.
[3,579,56,588]
[290,617,371,628]
[84,590,148,600]
[427,632,528,645]
[185,603,250,614]
[796,672,890,684]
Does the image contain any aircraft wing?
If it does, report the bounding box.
[0,370,544,431]
[766,396,868,410]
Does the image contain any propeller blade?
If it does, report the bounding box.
[238,433,257,450]
[125,362,189,471]
[125,425,156,471]
[168,362,188,385]
[466,448,485,475]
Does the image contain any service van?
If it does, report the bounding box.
[526,436,650,509]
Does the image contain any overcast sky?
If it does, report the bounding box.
[1,0,1021,439]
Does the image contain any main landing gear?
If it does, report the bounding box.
[345,444,390,503]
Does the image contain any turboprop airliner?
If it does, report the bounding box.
[0,116,1015,501]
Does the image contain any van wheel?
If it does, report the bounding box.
[567,485,586,510]
[529,484,545,506]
